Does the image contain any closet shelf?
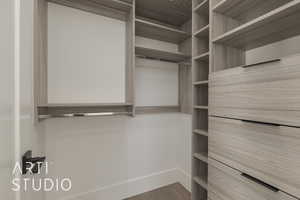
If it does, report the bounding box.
[212,0,252,16]
[194,25,209,38]
[193,80,208,86]
[193,177,208,190]
[194,0,209,15]
[194,52,209,62]
[212,0,300,50]
[135,106,180,114]
[194,106,208,110]
[38,103,133,107]
[49,0,132,13]
[193,152,208,163]
[135,18,190,44]
[193,129,208,137]
[135,45,190,63]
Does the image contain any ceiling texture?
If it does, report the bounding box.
[136,0,192,27]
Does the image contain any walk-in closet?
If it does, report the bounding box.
[1,0,300,200]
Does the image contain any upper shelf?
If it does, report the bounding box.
[38,103,133,108]
[212,0,258,17]
[212,0,300,50]
[135,18,190,44]
[135,45,190,63]
[194,0,209,15]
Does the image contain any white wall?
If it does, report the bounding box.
[0,0,14,199]
[47,3,126,104]
[20,0,45,200]
[44,114,191,200]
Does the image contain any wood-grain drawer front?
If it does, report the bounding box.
[209,117,300,198]
[208,158,296,200]
[209,54,300,127]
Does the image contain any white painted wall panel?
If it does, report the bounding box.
[47,3,126,103]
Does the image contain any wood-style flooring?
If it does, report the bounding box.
[124,183,191,200]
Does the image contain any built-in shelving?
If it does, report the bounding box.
[192,0,209,199]
[135,18,190,43]
[194,25,209,38]
[213,0,252,16]
[135,45,190,63]
[212,0,300,50]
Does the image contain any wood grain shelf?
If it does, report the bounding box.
[212,0,300,50]
[135,106,180,114]
[194,106,208,110]
[193,80,208,86]
[193,129,208,137]
[135,18,190,44]
[194,25,209,38]
[193,176,208,190]
[212,0,254,17]
[38,103,133,108]
[193,52,209,62]
[135,45,190,63]
[193,152,208,163]
[194,0,209,15]
[49,0,133,14]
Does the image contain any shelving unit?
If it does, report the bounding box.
[211,0,300,71]
[134,1,192,114]
[192,0,210,199]
[34,0,135,120]
[135,18,190,43]
[135,45,190,63]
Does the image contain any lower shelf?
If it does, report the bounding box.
[135,45,190,63]
[37,103,133,120]
[135,106,180,114]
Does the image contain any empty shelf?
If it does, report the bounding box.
[135,106,180,114]
[38,103,133,107]
[193,129,208,137]
[213,0,257,17]
[194,106,208,109]
[193,80,208,86]
[213,0,300,50]
[193,152,208,163]
[135,18,190,43]
[49,0,132,13]
[194,25,209,38]
[194,52,209,62]
[194,0,209,15]
[135,45,190,63]
[193,177,208,190]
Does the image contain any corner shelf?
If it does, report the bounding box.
[194,25,209,38]
[212,0,300,50]
[135,45,190,63]
[135,18,190,43]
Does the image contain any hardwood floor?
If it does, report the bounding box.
[124,183,191,200]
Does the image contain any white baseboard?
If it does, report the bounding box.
[61,168,190,200]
